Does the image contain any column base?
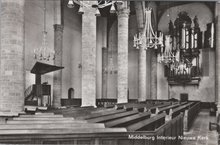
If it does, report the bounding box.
[217,104,220,116]
[138,98,146,102]
[117,98,128,104]
[81,105,97,108]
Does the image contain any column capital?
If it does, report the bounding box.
[54,24,64,32]
[117,8,130,18]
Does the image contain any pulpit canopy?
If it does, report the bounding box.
[31,62,64,75]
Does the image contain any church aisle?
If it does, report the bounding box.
[181,110,218,145]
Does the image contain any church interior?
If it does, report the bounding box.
[0,0,220,144]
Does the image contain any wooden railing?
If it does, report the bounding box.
[24,85,33,101]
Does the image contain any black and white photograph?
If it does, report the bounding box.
[0,0,219,144]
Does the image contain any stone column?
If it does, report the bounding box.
[216,3,220,113]
[81,1,97,107]
[138,35,147,102]
[134,2,147,101]
[0,0,25,113]
[151,50,157,99]
[117,8,129,103]
[53,24,63,108]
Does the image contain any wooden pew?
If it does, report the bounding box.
[121,103,149,111]
[147,103,171,113]
[51,106,98,116]
[114,103,129,110]
[171,102,194,118]
[96,99,117,108]
[12,117,75,121]
[0,123,105,129]
[126,112,166,131]
[104,111,151,127]
[19,114,64,118]
[184,101,200,131]
[0,127,127,135]
[51,106,95,113]
[6,119,88,124]
[76,109,127,120]
[0,113,184,145]
[0,111,184,145]
[158,103,180,114]
[114,101,153,110]
[117,102,170,112]
[0,100,188,145]
[87,110,139,123]
[164,101,200,131]
[91,107,116,114]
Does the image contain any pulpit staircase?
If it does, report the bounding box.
[24,85,48,112]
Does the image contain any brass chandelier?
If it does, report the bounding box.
[34,0,55,61]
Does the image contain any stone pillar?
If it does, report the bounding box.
[53,24,63,108]
[138,35,147,102]
[81,1,97,107]
[216,3,220,113]
[0,0,25,113]
[117,8,129,103]
[151,50,157,99]
[134,2,147,101]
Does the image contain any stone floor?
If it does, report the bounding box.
[181,109,218,145]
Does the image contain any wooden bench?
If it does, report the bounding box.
[96,99,117,108]
[114,101,154,110]
[0,101,188,144]
[126,112,166,131]
[158,103,180,114]
[0,123,105,129]
[0,113,184,145]
[119,103,149,111]
[51,106,98,115]
[12,117,74,121]
[147,103,170,113]
[91,107,116,114]
[87,110,139,123]
[0,127,127,135]
[171,102,194,118]
[19,114,64,118]
[114,103,129,110]
[104,111,151,127]
[6,119,88,124]
[163,101,200,131]
[184,101,200,131]
[77,109,127,120]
